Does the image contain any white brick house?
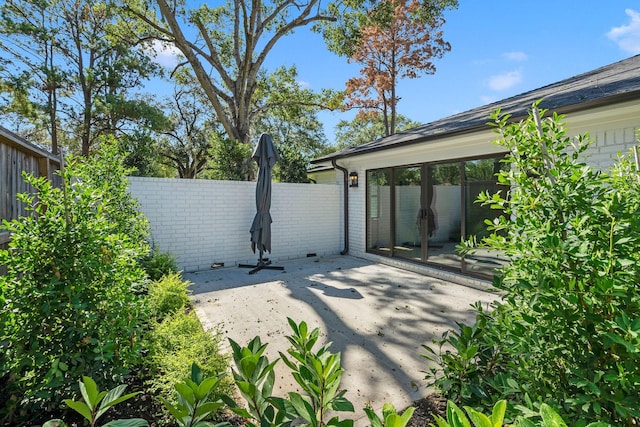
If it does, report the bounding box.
[312,54,640,281]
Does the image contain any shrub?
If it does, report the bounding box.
[0,144,150,420]
[140,247,179,282]
[424,104,640,425]
[144,310,230,406]
[147,272,191,320]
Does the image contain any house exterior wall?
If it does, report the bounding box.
[128,177,342,272]
[336,99,640,283]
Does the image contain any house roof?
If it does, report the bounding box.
[313,54,640,164]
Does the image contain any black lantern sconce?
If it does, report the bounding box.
[349,171,358,188]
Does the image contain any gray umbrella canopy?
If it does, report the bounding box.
[250,133,280,254]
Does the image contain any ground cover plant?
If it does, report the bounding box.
[424,104,640,425]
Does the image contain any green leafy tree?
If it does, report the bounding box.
[0,0,163,155]
[334,112,419,149]
[0,143,150,421]
[122,0,411,178]
[207,136,253,181]
[0,0,67,153]
[425,104,640,425]
[158,76,217,179]
[252,66,332,182]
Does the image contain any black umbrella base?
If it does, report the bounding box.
[239,258,284,275]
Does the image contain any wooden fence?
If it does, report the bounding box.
[1,126,61,262]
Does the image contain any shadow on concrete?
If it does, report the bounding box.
[186,255,496,424]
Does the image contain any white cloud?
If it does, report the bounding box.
[148,40,182,68]
[607,9,640,54]
[488,69,522,91]
[503,51,528,61]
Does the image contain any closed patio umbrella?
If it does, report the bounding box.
[240,133,284,274]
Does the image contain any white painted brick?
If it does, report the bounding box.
[129,178,342,272]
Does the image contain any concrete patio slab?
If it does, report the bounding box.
[184,255,497,425]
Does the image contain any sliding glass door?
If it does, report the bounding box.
[366,169,392,253]
[426,162,462,269]
[366,154,507,279]
[393,166,422,261]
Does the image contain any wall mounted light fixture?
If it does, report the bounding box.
[349,171,358,188]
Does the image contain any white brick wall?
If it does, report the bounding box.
[128,177,342,272]
[583,125,639,170]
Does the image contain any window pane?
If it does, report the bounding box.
[464,158,509,276]
[367,170,391,253]
[427,163,462,269]
[394,167,422,261]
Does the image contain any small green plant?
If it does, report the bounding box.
[43,376,148,427]
[430,399,611,427]
[140,247,178,282]
[228,318,387,427]
[147,272,191,319]
[364,403,415,427]
[279,318,354,427]
[431,400,505,427]
[227,335,286,427]
[145,311,230,406]
[161,363,229,427]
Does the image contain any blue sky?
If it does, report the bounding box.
[153,2,640,145]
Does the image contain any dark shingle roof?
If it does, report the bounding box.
[313,54,640,163]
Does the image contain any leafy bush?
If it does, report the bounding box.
[145,311,230,406]
[140,247,178,282]
[147,272,191,320]
[424,104,640,424]
[431,399,611,427]
[0,144,150,420]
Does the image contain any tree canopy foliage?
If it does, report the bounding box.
[334,112,419,149]
[0,0,165,155]
[345,0,452,136]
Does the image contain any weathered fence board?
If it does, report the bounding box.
[1,126,60,274]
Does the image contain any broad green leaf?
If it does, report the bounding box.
[539,403,568,427]
[80,376,101,407]
[326,417,354,427]
[514,418,537,427]
[159,397,187,421]
[490,400,506,427]
[432,414,452,427]
[63,399,93,423]
[363,407,383,427]
[464,407,492,427]
[195,376,220,400]
[331,396,355,412]
[102,419,149,427]
[288,392,317,427]
[175,382,196,405]
[447,401,471,427]
[43,419,67,427]
[194,401,224,418]
[400,406,416,425]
